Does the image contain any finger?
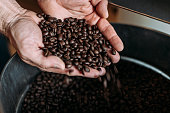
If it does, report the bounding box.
[36,55,66,70]
[97,18,124,51]
[107,49,120,63]
[85,12,100,25]
[97,67,106,76]
[83,67,106,78]
[24,11,43,24]
[40,68,70,75]
[96,0,109,18]
[68,66,106,78]
[20,47,65,70]
[22,56,69,74]
[67,66,83,76]
[38,0,73,19]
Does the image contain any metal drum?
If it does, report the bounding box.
[0,24,169,113]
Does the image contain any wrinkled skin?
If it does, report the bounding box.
[8,0,124,78]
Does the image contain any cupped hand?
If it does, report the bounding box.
[8,11,71,75]
[38,0,124,77]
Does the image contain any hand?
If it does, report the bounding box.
[37,0,124,77]
[8,11,71,75]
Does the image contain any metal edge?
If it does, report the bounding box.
[121,56,170,80]
[111,23,170,37]
[0,53,17,81]
[109,2,170,24]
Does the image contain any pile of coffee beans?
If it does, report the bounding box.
[21,60,170,113]
[37,13,116,73]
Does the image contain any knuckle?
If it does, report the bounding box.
[40,63,48,69]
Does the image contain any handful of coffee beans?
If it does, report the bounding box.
[37,13,116,74]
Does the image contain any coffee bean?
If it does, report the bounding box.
[78,32,82,36]
[74,61,79,66]
[84,66,90,72]
[50,48,56,53]
[89,50,95,56]
[37,13,42,18]
[70,40,75,44]
[94,50,99,55]
[45,21,50,25]
[87,56,92,62]
[43,31,48,36]
[58,34,63,41]
[49,37,56,42]
[77,65,83,71]
[111,49,116,55]
[50,23,57,28]
[64,54,70,60]
[102,45,108,51]
[97,67,101,71]
[66,64,72,68]
[76,54,81,59]
[57,22,63,27]
[44,49,49,57]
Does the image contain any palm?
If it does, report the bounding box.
[9,12,68,74]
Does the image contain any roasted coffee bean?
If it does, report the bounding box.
[74,61,79,66]
[111,49,116,55]
[66,64,72,68]
[63,47,68,52]
[89,50,95,56]
[43,31,48,36]
[58,34,63,41]
[94,50,99,55]
[37,13,43,18]
[45,21,50,25]
[77,65,83,71]
[64,54,70,60]
[78,19,85,23]
[50,48,56,53]
[97,67,101,71]
[102,45,108,51]
[87,25,92,31]
[50,23,57,28]
[57,22,63,27]
[82,54,87,58]
[49,37,56,42]
[76,54,81,59]
[87,56,93,62]
[78,32,82,36]
[95,30,100,34]
[62,28,67,33]
[44,50,49,57]
[84,66,90,72]
[70,40,75,44]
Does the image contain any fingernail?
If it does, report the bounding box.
[54,64,65,70]
[117,43,124,52]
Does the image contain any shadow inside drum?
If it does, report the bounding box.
[16,56,170,113]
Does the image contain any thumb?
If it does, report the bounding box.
[39,55,65,70]
[95,0,109,18]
